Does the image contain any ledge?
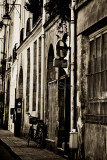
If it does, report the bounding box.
[16,18,42,53]
[75,0,92,11]
[45,138,55,143]
[57,147,64,151]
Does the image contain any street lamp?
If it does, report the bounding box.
[0,0,11,28]
[2,13,11,56]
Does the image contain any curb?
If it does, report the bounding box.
[0,139,22,160]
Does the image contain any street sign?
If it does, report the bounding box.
[56,40,67,58]
[56,40,71,58]
[53,58,67,68]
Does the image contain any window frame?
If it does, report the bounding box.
[86,27,107,124]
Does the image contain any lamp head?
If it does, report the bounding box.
[2,14,11,25]
[0,21,3,29]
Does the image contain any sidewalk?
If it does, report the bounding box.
[0,129,66,160]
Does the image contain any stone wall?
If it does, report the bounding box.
[77,0,107,35]
[76,0,107,159]
[85,123,107,160]
[77,31,107,160]
[77,34,89,159]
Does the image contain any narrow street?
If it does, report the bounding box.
[0,0,106,159]
[0,142,16,160]
[0,129,65,160]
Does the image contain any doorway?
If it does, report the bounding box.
[58,69,70,153]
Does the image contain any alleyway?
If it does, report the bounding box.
[0,129,66,160]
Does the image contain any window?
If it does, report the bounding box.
[32,41,37,111]
[26,48,30,112]
[20,28,24,44]
[87,27,107,124]
[26,18,32,36]
[88,31,107,100]
[13,44,17,61]
[38,37,41,115]
[24,0,43,27]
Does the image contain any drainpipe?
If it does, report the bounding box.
[3,23,6,129]
[69,0,78,152]
[41,0,46,120]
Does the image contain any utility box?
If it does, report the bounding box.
[14,98,22,137]
[69,131,78,149]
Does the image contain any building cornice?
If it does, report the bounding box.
[16,19,42,54]
[78,16,107,36]
[44,15,59,32]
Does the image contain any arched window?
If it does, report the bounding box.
[47,44,56,82]
[47,44,57,140]
[18,67,23,98]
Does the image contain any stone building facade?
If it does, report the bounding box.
[8,0,43,136]
[0,0,107,159]
[43,14,71,155]
[0,0,21,129]
[76,0,107,159]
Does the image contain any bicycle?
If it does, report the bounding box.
[27,113,45,148]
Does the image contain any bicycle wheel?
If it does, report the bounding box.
[27,135,31,147]
[36,128,44,147]
[27,127,32,147]
[40,131,44,146]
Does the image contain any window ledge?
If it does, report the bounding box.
[45,138,55,143]
[75,0,92,10]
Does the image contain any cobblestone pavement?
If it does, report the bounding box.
[0,129,66,160]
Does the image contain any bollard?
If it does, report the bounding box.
[69,130,78,160]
